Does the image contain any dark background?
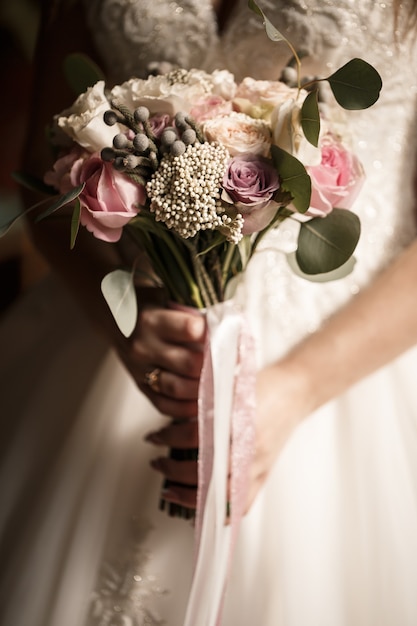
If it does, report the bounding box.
[0,0,47,315]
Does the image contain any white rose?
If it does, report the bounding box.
[57,81,120,153]
[271,96,321,166]
[203,112,271,157]
[209,69,237,100]
[110,69,236,117]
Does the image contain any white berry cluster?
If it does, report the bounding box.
[147,142,243,242]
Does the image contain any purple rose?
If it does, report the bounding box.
[222,154,280,234]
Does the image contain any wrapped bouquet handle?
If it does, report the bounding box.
[184,301,256,626]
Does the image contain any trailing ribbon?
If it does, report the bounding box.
[183,301,256,626]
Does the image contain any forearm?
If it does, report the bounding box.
[277,238,417,414]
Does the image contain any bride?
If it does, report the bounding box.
[2,0,417,624]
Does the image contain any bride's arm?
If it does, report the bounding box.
[152,237,417,511]
[246,236,417,508]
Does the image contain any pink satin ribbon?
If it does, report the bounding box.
[184,301,256,626]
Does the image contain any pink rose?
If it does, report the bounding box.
[307,134,365,217]
[70,153,145,242]
[149,113,172,138]
[190,95,233,122]
[44,147,85,194]
[222,154,280,234]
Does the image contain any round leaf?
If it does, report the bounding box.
[101,270,138,337]
[327,58,382,110]
[63,53,105,95]
[287,251,357,282]
[301,90,320,147]
[271,145,311,213]
[296,208,361,274]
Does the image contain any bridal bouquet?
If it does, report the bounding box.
[31,58,379,331]
[7,3,382,624]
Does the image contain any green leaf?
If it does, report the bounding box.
[287,251,357,282]
[326,58,382,110]
[271,145,311,213]
[301,90,320,147]
[63,53,105,95]
[11,170,56,195]
[248,0,287,42]
[237,236,252,270]
[101,269,138,337]
[70,199,81,249]
[0,205,23,237]
[35,184,85,222]
[296,208,361,274]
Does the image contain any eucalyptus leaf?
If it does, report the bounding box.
[287,251,357,282]
[248,0,287,42]
[35,184,85,222]
[63,53,105,95]
[0,209,23,237]
[101,269,138,337]
[70,199,81,249]
[296,208,361,274]
[0,194,54,237]
[326,58,382,110]
[11,171,56,196]
[301,90,320,147]
[271,145,311,213]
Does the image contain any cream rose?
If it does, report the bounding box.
[271,96,321,166]
[57,81,120,153]
[234,77,299,119]
[203,112,271,157]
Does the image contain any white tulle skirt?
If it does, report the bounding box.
[1,274,417,626]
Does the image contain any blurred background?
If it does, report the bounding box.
[0,0,48,316]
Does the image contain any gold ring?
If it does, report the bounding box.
[144,367,162,393]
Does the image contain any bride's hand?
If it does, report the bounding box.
[146,358,310,515]
[243,361,309,513]
[116,304,206,419]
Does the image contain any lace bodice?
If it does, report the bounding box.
[84,0,417,362]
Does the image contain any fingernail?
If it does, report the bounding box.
[161,487,177,499]
[150,458,164,472]
[145,431,164,445]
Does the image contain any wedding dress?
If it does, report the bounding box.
[2,1,417,625]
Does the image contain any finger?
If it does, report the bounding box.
[148,369,201,400]
[150,457,198,486]
[153,345,204,379]
[139,307,206,347]
[139,388,198,419]
[145,419,198,448]
[161,484,197,510]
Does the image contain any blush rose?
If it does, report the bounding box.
[70,153,145,242]
[307,134,365,217]
[203,112,271,157]
[222,154,280,234]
